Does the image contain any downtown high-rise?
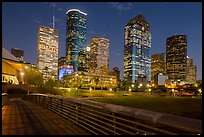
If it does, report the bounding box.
[89,37,109,73]
[66,9,87,72]
[124,14,151,84]
[151,53,166,84]
[186,56,197,84]
[166,35,187,82]
[37,26,58,80]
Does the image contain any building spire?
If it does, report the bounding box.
[52,3,55,29]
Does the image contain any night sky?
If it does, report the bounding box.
[2,2,202,80]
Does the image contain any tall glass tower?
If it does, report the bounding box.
[66,9,87,72]
[124,14,151,84]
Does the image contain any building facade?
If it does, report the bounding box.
[186,56,197,84]
[11,48,24,62]
[112,67,120,83]
[37,26,58,80]
[2,48,30,84]
[89,37,109,73]
[63,71,117,90]
[58,57,74,80]
[151,53,166,84]
[154,73,169,86]
[66,9,87,72]
[124,14,151,84]
[166,35,187,82]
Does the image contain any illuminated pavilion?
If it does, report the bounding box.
[2,47,30,84]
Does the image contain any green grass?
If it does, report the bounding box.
[90,96,202,120]
[53,89,202,120]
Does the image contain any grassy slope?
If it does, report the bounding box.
[91,96,202,120]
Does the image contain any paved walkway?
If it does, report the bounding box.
[2,98,91,135]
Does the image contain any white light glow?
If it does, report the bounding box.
[66,9,87,15]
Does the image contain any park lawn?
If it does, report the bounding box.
[91,96,202,120]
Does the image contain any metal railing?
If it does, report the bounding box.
[24,94,202,135]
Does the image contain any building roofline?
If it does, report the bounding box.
[66,9,87,15]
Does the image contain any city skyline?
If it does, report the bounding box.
[2,2,202,80]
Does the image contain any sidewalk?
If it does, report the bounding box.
[2,98,91,135]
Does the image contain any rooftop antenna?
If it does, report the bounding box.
[52,3,55,30]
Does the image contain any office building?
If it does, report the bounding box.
[89,37,109,73]
[154,73,169,86]
[124,14,151,84]
[166,35,187,82]
[58,57,74,80]
[11,48,24,62]
[37,25,58,80]
[66,9,87,72]
[63,71,117,90]
[113,67,120,82]
[151,53,166,84]
[186,56,197,84]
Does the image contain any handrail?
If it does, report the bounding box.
[24,94,202,135]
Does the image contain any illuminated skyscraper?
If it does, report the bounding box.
[37,26,58,80]
[66,9,87,72]
[124,14,151,84]
[151,53,166,84]
[186,56,197,84]
[89,37,109,73]
[166,35,187,82]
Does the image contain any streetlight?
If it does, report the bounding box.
[132,84,134,88]
[89,87,92,98]
[110,88,112,93]
[148,88,151,95]
[172,89,175,96]
[20,72,24,84]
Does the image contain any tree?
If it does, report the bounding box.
[23,67,44,87]
[44,78,57,94]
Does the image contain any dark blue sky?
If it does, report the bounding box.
[2,2,202,80]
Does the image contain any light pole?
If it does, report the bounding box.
[172,89,175,96]
[20,72,24,84]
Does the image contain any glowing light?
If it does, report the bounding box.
[87,47,90,52]
[25,66,28,69]
[132,84,134,87]
[66,9,87,15]
[198,89,202,93]
[139,83,142,86]
[20,72,24,76]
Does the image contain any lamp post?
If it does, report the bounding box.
[20,72,24,84]
[172,89,175,96]
[110,78,113,92]
[148,88,151,95]
[89,87,92,98]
